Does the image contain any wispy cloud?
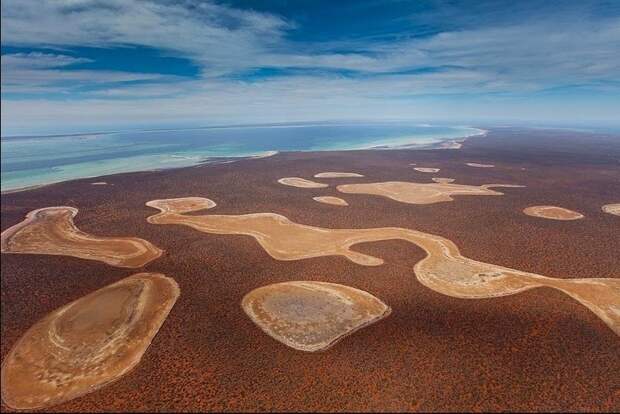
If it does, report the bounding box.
[2,0,290,75]
[1,0,619,134]
[1,52,177,94]
[1,52,92,69]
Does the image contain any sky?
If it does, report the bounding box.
[1,0,619,136]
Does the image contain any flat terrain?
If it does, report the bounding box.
[242,281,390,352]
[1,127,619,412]
[523,205,585,220]
[1,207,161,268]
[1,273,179,410]
[313,196,349,206]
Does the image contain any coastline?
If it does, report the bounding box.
[0,150,281,195]
[0,127,482,195]
[365,127,487,150]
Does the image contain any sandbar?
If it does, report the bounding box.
[0,207,162,268]
[313,172,365,178]
[337,181,523,205]
[413,167,440,173]
[439,140,463,149]
[523,206,584,220]
[242,281,390,352]
[251,151,278,159]
[602,203,620,216]
[146,196,619,335]
[1,272,179,410]
[277,177,328,188]
[313,196,349,206]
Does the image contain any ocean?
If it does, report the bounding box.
[1,122,483,192]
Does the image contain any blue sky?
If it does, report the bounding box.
[1,0,619,135]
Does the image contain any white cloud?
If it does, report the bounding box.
[1,0,619,134]
[3,70,619,136]
[1,52,178,94]
[1,0,290,75]
[4,1,619,81]
[1,52,91,69]
[5,0,617,81]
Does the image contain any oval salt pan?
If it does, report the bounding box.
[413,167,440,173]
[242,281,391,352]
[277,177,328,188]
[523,205,584,220]
[1,272,179,410]
[313,172,364,178]
[602,203,620,216]
[313,196,349,206]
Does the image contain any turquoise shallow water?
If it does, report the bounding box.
[1,122,482,192]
